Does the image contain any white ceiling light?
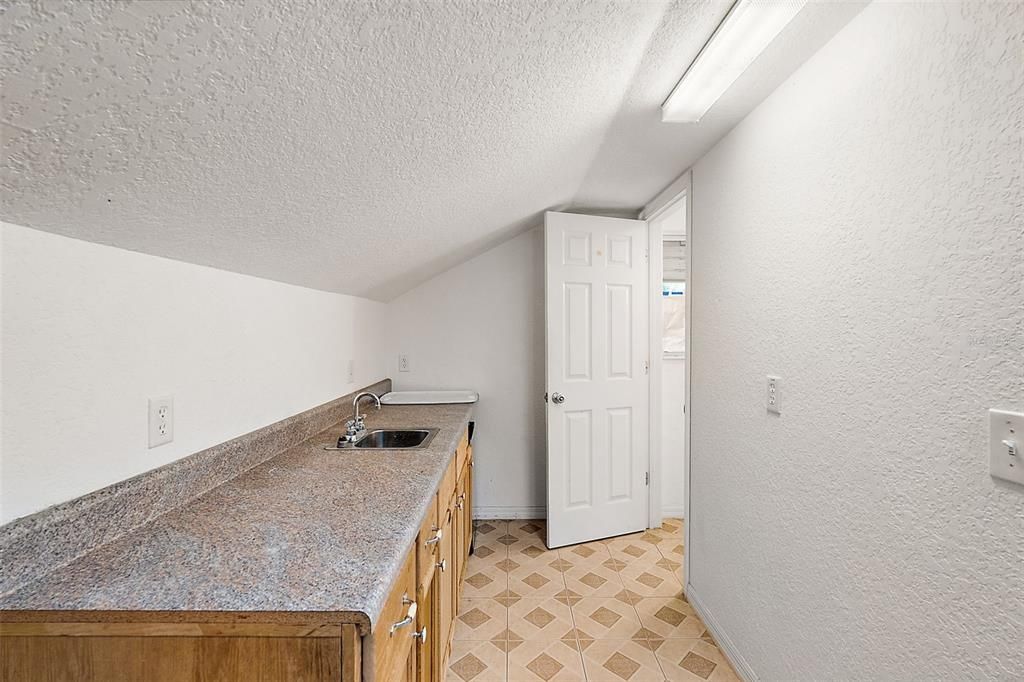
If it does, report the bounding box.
[662,0,807,123]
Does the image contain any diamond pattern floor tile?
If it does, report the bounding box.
[448,638,508,681]
[447,519,739,682]
[508,638,587,681]
[455,598,509,641]
[570,597,646,641]
[652,639,741,682]
[579,639,664,682]
[509,597,575,641]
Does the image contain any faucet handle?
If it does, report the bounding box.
[344,419,361,436]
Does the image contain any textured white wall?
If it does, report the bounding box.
[688,2,1024,680]
[0,223,387,523]
[384,229,546,517]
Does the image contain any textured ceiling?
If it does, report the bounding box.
[1,0,865,300]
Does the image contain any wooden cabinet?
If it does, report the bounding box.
[372,547,418,682]
[1,426,473,682]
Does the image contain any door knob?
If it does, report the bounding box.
[551,393,565,404]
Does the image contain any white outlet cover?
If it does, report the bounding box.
[148,396,174,449]
[399,354,410,372]
[990,409,1024,486]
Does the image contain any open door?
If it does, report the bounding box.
[545,211,650,548]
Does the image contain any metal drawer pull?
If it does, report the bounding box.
[424,527,442,546]
[437,558,447,572]
[413,626,428,643]
[455,499,464,510]
[389,597,417,637]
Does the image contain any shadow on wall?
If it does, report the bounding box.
[384,227,547,517]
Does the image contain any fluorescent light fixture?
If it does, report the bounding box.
[662,0,807,123]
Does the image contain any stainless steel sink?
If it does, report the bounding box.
[354,429,437,449]
[327,428,437,450]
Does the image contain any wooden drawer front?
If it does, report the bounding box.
[455,429,470,478]
[416,493,440,595]
[374,545,418,682]
[1,635,344,682]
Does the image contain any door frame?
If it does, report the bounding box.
[640,171,692,575]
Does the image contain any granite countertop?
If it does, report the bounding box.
[0,403,473,633]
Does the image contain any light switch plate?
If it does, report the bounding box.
[766,375,781,415]
[989,409,1024,486]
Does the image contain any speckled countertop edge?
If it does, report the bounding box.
[0,403,473,633]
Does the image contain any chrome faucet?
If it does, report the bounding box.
[341,391,382,444]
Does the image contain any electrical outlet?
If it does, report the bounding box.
[766,375,781,414]
[990,409,1024,486]
[399,354,410,372]
[148,396,174,448]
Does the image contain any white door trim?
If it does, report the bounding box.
[648,220,664,530]
[641,171,691,221]
[642,171,692,589]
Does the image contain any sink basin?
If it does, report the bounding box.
[352,429,438,449]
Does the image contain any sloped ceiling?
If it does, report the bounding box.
[1,0,865,300]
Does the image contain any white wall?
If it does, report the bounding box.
[0,223,387,523]
[687,2,1024,680]
[661,357,686,517]
[384,228,546,518]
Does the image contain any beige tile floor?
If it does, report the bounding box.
[446,519,741,682]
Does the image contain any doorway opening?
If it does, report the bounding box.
[645,181,690,539]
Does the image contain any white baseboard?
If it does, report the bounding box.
[661,505,686,518]
[473,506,546,520]
[685,583,757,682]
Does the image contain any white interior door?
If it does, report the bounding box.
[545,211,650,549]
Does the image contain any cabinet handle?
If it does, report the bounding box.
[413,626,428,643]
[424,527,443,546]
[455,499,464,510]
[436,558,447,572]
[389,598,417,637]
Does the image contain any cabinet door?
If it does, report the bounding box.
[416,574,435,682]
[404,640,417,682]
[453,473,465,593]
[436,506,456,672]
[464,448,473,563]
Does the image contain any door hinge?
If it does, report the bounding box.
[645,472,649,486]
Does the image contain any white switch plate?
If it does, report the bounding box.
[990,409,1024,485]
[347,359,355,383]
[148,396,174,448]
[766,375,781,414]
[399,354,410,372]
